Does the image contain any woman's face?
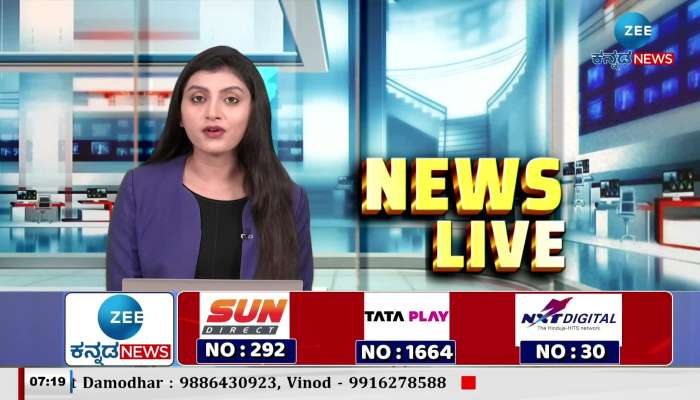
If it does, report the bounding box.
[180,68,252,157]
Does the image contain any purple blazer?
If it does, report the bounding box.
[106,154,313,290]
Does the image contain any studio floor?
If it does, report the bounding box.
[1,234,699,291]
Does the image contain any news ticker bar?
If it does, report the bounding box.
[10,367,700,400]
[0,291,677,366]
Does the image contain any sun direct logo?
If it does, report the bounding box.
[203,298,288,335]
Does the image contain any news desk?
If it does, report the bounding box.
[656,197,700,251]
[10,201,65,223]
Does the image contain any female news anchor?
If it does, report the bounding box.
[106,46,313,290]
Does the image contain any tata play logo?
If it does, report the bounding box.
[521,297,617,327]
[364,310,448,323]
[65,293,174,366]
[592,12,674,70]
[363,293,450,341]
[203,298,288,335]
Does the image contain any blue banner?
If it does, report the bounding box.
[196,339,296,364]
[520,341,620,364]
[356,340,456,364]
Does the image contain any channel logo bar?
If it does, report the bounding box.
[27,291,672,366]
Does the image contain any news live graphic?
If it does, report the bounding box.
[1,0,700,399]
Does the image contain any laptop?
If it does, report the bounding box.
[122,278,303,292]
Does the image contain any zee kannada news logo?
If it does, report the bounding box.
[203,298,288,335]
[591,12,675,70]
[69,294,171,365]
[521,297,617,330]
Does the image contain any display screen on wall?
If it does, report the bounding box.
[600,179,620,199]
[580,1,700,135]
[74,140,158,162]
[16,190,37,201]
[87,188,108,199]
[575,159,590,175]
[0,140,19,161]
[663,169,695,196]
[562,161,575,176]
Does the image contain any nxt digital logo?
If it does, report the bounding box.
[515,293,623,344]
[203,298,288,335]
[521,297,617,327]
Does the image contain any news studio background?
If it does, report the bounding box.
[0,0,699,399]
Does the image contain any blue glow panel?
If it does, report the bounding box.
[587,98,604,121]
[259,67,278,101]
[665,44,680,61]
[649,24,659,43]
[689,68,700,90]
[0,147,18,159]
[660,12,680,36]
[689,0,700,22]
[661,77,680,98]
[689,33,700,56]
[614,84,635,111]
[91,141,110,156]
[615,61,634,78]
[587,64,605,90]
[644,64,658,75]
[644,85,660,105]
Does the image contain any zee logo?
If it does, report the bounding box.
[98,294,144,340]
[615,12,653,49]
[624,25,652,37]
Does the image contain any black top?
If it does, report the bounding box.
[188,189,247,279]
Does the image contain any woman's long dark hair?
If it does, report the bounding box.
[147,45,298,280]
